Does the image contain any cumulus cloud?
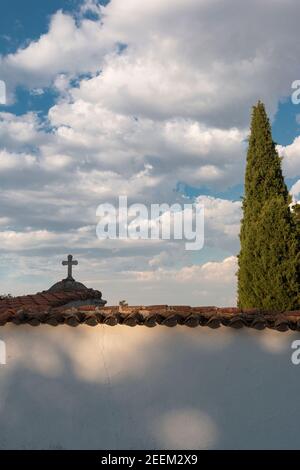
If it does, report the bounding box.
[0,112,45,151]
[2,0,300,125]
[0,10,114,93]
[197,196,241,251]
[48,99,246,189]
[278,139,300,179]
[0,149,36,171]
[130,256,237,305]
[290,179,300,202]
[135,256,237,284]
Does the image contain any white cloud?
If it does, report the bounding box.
[1,10,114,90]
[101,0,300,126]
[41,153,73,171]
[130,256,237,305]
[0,112,44,150]
[278,139,300,179]
[48,100,246,189]
[177,256,237,283]
[135,256,237,284]
[197,196,241,250]
[0,149,36,171]
[1,0,300,125]
[290,179,300,202]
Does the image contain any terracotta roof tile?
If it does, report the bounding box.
[0,289,103,318]
[1,293,300,331]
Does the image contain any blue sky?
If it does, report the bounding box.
[0,0,300,305]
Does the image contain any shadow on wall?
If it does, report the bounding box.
[0,324,299,450]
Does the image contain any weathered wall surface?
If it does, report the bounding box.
[0,325,299,450]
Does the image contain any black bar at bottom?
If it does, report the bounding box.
[0,449,298,465]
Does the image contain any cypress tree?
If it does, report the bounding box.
[238,101,300,311]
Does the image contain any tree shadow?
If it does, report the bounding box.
[0,325,299,449]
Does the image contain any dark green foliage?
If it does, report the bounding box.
[292,203,300,224]
[238,102,300,310]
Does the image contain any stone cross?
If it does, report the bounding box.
[62,254,78,280]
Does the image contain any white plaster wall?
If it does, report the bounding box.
[0,324,299,450]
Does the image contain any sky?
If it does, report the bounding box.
[0,0,300,305]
